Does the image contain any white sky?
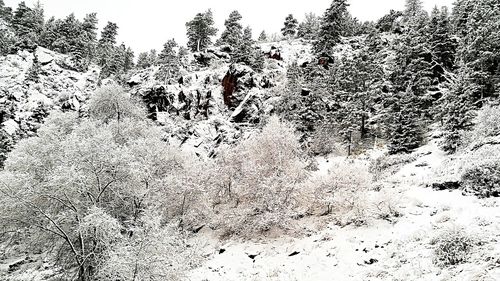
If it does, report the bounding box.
[5,0,454,54]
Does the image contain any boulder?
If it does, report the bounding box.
[2,119,19,135]
[35,47,55,65]
[194,52,219,66]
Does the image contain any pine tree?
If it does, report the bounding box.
[185,9,217,52]
[81,13,98,66]
[297,13,320,40]
[156,39,179,82]
[429,6,457,83]
[453,0,500,102]
[26,52,42,82]
[281,14,298,38]
[376,10,403,32]
[123,45,134,72]
[440,68,477,153]
[136,52,150,69]
[258,30,267,42]
[218,10,243,47]
[313,0,349,54]
[0,0,12,23]
[333,48,384,141]
[39,16,57,48]
[99,21,118,45]
[387,89,424,154]
[11,1,44,50]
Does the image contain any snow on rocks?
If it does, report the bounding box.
[0,47,99,138]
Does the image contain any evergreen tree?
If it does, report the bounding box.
[99,21,118,45]
[218,10,243,47]
[26,52,42,83]
[376,9,403,32]
[185,9,217,52]
[333,48,384,141]
[258,30,267,42]
[453,0,500,102]
[297,13,320,40]
[81,13,98,66]
[136,52,150,69]
[123,45,134,72]
[402,0,428,29]
[429,6,457,83]
[313,0,349,54]
[0,0,12,23]
[281,14,298,38]
[440,68,477,153]
[156,39,179,82]
[387,89,424,154]
[233,26,263,71]
[11,1,44,50]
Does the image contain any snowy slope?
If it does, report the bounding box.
[188,137,500,281]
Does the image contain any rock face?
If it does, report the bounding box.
[222,64,255,109]
[0,47,99,138]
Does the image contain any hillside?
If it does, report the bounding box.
[1,0,500,280]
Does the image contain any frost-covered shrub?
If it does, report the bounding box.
[470,105,500,140]
[461,161,500,198]
[432,227,475,267]
[308,160,373,226]
[88,84,146,123]
[210,116,307,237]
[97,211,199,281]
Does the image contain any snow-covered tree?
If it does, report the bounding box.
[258,30,267,42]
[313,0,349,54]
[281,14,298,38]
[185,9,217,52]
[218,10,243,47]
[297,13,320,40]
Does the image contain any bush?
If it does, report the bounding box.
[432,227,475,268]
[462,161,500,198]
[209,116,307,237]
[88,83,146,123]
[308,160,373,226]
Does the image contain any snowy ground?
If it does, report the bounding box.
[188,138,500,281]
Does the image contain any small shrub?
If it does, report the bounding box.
[461,161,500,198]
[308,160,373,226]
[432,227,475,268]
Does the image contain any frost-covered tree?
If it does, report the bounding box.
[376,9,403,32]
[313,0,349,54]
[26,51,41,82]
[281,14,298,38]
[297,13,320,40]
[233,26,264,71]
[185,9,217,52]
[217,10,243,47]
[99,21,118,45]
[258,30,267,42]
[0,85,203,280]
[387,89,424,154]
[156,39,179,82]
[11,1,44,50]
[429,6,457,83]
[453,0,500,102]
[440,68,477,153]
[0,0,12,24]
